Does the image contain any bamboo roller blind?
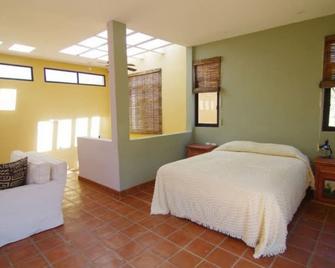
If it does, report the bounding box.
[193,57,221,93]
[129,69,162,134]
[320,35,335,88]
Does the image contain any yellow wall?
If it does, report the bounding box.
[0,53,111,168]
[128,45,187,137]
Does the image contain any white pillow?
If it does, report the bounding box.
[214,141,309,163]
[26,160,51,184]
[10,151,51,184]
[25,152,67,181]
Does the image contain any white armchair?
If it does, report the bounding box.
[0,151,67,247]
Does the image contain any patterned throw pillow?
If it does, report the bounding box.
[0,157,28,190]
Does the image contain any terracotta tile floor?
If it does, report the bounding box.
[1,172,335,268]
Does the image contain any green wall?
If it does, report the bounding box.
[108,21,193,191]
[193,14,335,159]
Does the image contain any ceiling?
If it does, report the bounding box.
[1,0,335,67]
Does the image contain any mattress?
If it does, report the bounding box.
[151,142,314,258]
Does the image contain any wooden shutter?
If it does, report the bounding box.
[129,69,162,134]
[193,57,221,93]
[320,35,335,88]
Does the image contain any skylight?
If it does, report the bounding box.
[98,55,109,62]
[80,49,107,59]
[138,39,170,50]
[127,47,145,56]
[126,29,134,35]
[126,33,153,46]
[98,44,108,52]
[59,28,173,62]
[97,31,107,39]
[79,36,107,48]
[60,45,89,55]
[9,44,35,53]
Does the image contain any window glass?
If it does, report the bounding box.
[45,69,78,84]
[0,63,33,81]
[78,73,105,86]
[328,88,335,127]
[197,92,218,125]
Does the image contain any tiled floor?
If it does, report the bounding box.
[1,173,335,268]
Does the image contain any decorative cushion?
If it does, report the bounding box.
[10,151,51,184]
[0,158,28,190]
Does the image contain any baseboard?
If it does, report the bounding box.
[78,176,154,198]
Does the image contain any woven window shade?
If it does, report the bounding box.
[193,57,221,93]
[129,69,162,134]
[320,35,335,88]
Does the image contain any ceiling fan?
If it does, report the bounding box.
[127,63,137,72]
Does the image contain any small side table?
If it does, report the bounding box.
[314,157,335,205]
[186,144,217,158]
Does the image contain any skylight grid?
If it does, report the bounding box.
[59,28,173,61]
[98,55,109,62]
[97,44,108,52]
[127,47,145,56]
[97,31,107,39]
[79,36,107,48]
[138,39,170,50]
[60,45,89,55]
[127,33,153,46]
[9,44,35,53]
[126,29,134,35]
[80,49,107,59]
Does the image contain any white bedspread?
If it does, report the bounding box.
[151,145,313,258]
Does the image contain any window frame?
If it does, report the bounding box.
[322,88,335,131]
[193,56,221,128]
[195,91,220,127]
[0,62,34,81]
[44,67,106,87]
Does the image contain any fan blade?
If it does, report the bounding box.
[127,67,137,72]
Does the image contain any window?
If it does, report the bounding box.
[322,88,335,131]
[44,69,77,84]
[56,119,72,149]
[0,63,33,81]
[320,35,335,89]
[196,92,219,125]
[129,69,162,134]
[78,73,105,86]
[37,121,54,152]
[193,57,221,127]
[44,68,105,86]
[75,117,88,146]
[90,116,101,138]
[0,89,16,111]
[321,35,335,131]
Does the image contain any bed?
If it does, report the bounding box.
[151,141,314,258]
